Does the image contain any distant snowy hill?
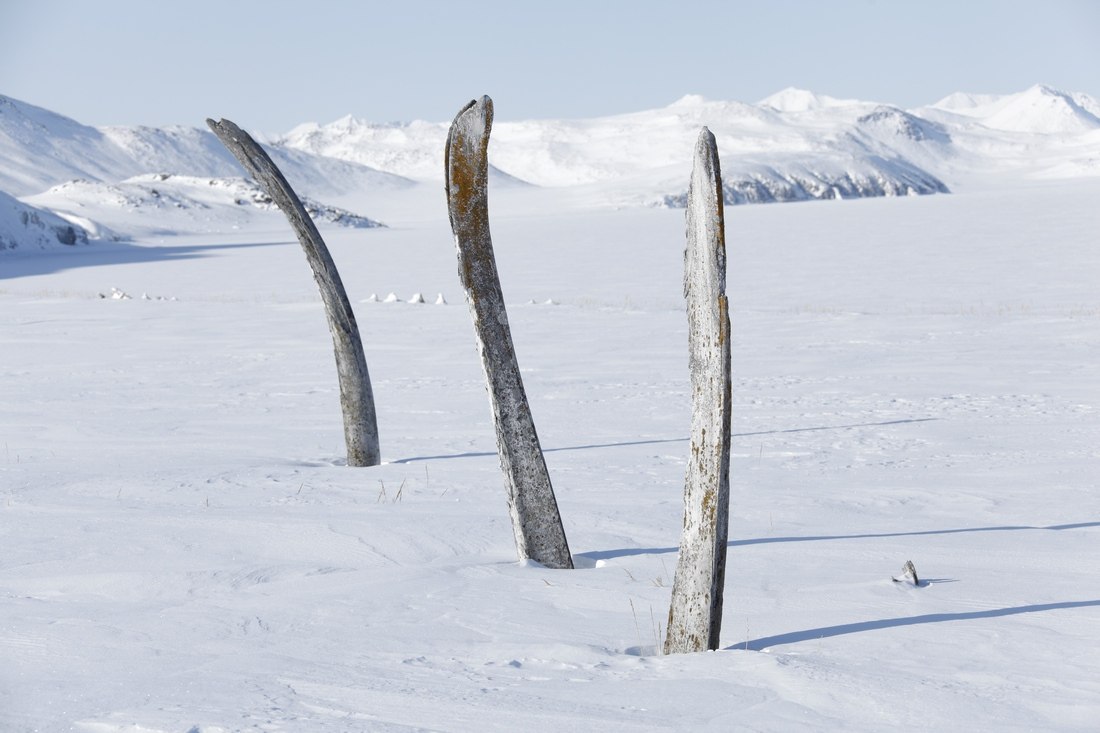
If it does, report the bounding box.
[929,85,1100,135]
[0,95,127,197]
[757,87,855,112]
[0,94,403,245]
[2,84,1099,244]
[24,174,385,238]
[930,85,1099,130]
[275,93,956,206]
[280,116,448,182]
[0,189,89,252]
[0,95,412,199]
[280,116,532,187]
[274,85,1100,206]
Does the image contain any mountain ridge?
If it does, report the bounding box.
[2,85,1098,243]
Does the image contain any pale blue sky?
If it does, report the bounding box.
[1,0,1097,133]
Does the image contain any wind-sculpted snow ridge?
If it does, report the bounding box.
[24,174,384,238]
[0,189,88,251]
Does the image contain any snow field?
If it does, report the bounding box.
[1,176,1099,730]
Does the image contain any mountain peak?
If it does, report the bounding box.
[0,93,102,140]
[668,94,710,108]
[331,114,363,130]
[928,85,1100,134]
[1024,83,1061,97]
[756,87,856,113]
[985,84,1100,134]
[758,87,821,112]
[929,91,1003,112]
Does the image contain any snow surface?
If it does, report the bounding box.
[2,88,1100,732]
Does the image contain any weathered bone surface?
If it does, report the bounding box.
[207,118,380,467]
[894,560,920,586]
[444,97,573,569]
[665,127,732,653]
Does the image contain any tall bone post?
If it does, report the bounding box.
[444,96,573,569]
[207,118,380,467]
[665,127,732,653]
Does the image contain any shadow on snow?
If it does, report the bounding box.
[1,239,292,280]
[391,418,940,464]
[579,521,1100,562]
[730,599,1100,651]
[390,437,688,465]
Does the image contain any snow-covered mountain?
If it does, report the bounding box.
[2,84,1099,246]
[0,94,403,244]
[277,92,956,197]
[0,189,89,252]
[274,84,1100,204]
[0,95,412,199]
[23,174,385,239]
[927,84,1100,134]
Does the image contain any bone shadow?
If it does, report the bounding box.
[390,437,687,464]
[390,417,939,464]
[578,521,1100,562]
[731,600,1100,651]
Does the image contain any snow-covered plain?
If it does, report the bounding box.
[2,89,1099,731]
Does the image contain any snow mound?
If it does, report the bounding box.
[0,189,88,252]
